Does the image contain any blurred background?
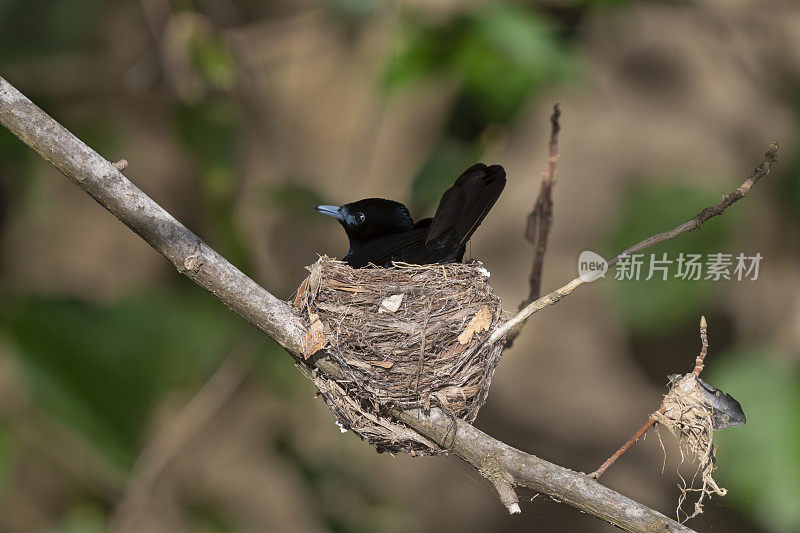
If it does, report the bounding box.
[1,0,799,531]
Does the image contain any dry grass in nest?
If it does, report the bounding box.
[293,256,505,455]
[652,374,727,522]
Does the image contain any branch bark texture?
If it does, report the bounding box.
[392,408,693,532]
[1,74,714,532]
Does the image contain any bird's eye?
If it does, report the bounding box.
[354,212,365,225]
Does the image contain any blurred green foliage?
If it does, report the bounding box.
[410,139,482,212]
[384,3,579,211]
[262,182,327,220]
[326,0,378,26]
[185,499,235,532]
[175,98,248,267]
[384,3,577,126]
[175,99,240,175]
[711,349,800,533]
[190,32,237,93]
[0,426,13,494]
[274,431,393,533]
[56,502,107,533]
[0,120,36,211]
[165,20,249,268]
[3,294,242,467]
[778,93,800,223]
[605,181,737,333]
[2,289,301,471]
[0,0,104,62]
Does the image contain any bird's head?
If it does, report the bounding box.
[316,198,414,245]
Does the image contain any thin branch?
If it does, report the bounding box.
[488,277,584,344]
[112,351,251,532]
[0,74,745,532]
[590,411,661,481]
[505,103,561,348]
[524,103,561,302]
[489,143,778,344]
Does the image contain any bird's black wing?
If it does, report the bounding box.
[424,163,506,247]
[345,226,429,268]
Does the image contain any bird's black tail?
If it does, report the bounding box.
[425,163,506,247]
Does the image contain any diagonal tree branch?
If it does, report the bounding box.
[391,408,689,531]
[1,74,761,532]
[0,76,307,355]
[489,142,778,344]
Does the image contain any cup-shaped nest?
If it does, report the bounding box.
[293,256,505,455]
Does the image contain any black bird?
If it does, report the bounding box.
[316,163,506,267]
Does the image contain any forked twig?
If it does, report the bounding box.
[590,411,662,480]
[505,104,561,348]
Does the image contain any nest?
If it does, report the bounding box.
[652,373,727,522]
[293,256,505,455]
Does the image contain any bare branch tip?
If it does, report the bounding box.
[550,103,561,132]
[756,142,779,174]
[700,316,707,329]
[767,142,779,162]
[489,476,520,515]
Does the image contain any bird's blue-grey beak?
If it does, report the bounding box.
[315,205,344,221]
